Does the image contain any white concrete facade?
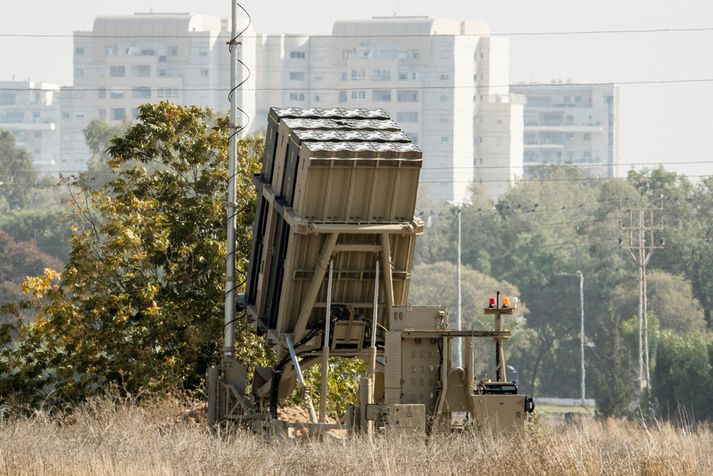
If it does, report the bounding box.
[510,82,619,178]
[0,80,60,172]
[59,12,255,173]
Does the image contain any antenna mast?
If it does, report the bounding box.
[224,1,249,356]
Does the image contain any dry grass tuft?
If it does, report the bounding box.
[1,398,711,475]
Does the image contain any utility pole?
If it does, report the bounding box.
[620,201,664,392]
[455,203,463,368]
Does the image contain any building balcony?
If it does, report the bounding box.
[524,124,603,133]
[0,122,56,131]
[524,143,564,150]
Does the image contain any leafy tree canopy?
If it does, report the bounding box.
[0,102,267,405]
[0,129,36,209]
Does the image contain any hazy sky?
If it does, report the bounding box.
[1,0,712,178]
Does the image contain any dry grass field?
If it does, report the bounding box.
[0,398,710,476]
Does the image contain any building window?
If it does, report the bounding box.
[398,71,420,81]
[314,95,321,102]
[339,91,347,103]
[168,46,178,56]
[199,49,209,57]
[575,96,582,104]
[200,68,209,77]
[372,69,391,81]
[289,93,305,101]
[342,49,355,60]
[157,88,178,99]
[439,116,448,123]
[98,88,107,99]
[98,109,107,119]
[62,112,70,119]
[289,72,306,81]
[132,87,151,99]
[131,108,139,118]
[110,65,125,77]
[563,96,571,103]
[290,51,305,59]
[109,89,125,99]
[111,108,126,121]
[4,111,23,122]
[440,94,449,102]
[372,90,391,102]
[351,69,366,81]
[341,71,347,81]
[397,90,419,102]
[132,65,151,77]
[584,133,592,141]
[351,90,367,100]
[75,47,84,55]
[103,46,113,56]
[441,136,449,143]
[410,49,421,59]
[0,93,16,105]
[396,111,419,123]
[440,73,449,80]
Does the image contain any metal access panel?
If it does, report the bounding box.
[366,404,426,435]
[470,395,527,432]
[293,140,421,223]
[391,306,447,331]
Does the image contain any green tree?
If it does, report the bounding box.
[652,331,713,421]
[610,270,706,334]
[0,208,73,262]
[0,129,36,209]
[79,118,129,188]
[592,310,635,418]
[0,102,267,404]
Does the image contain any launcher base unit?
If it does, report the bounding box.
[207,108,533,436]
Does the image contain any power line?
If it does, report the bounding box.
[2,26,713,40]
[426,160,713,171]
[4,78,713,93]
[421,174,713,184]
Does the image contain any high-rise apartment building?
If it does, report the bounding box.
[56,14,523,201]
[59,12,255,173]
[510,82,619,178]
[253,17,523,202]
[0,80,60,172]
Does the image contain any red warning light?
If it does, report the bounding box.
[488,297,496,309]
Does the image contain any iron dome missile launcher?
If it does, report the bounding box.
[207,107,534,436]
